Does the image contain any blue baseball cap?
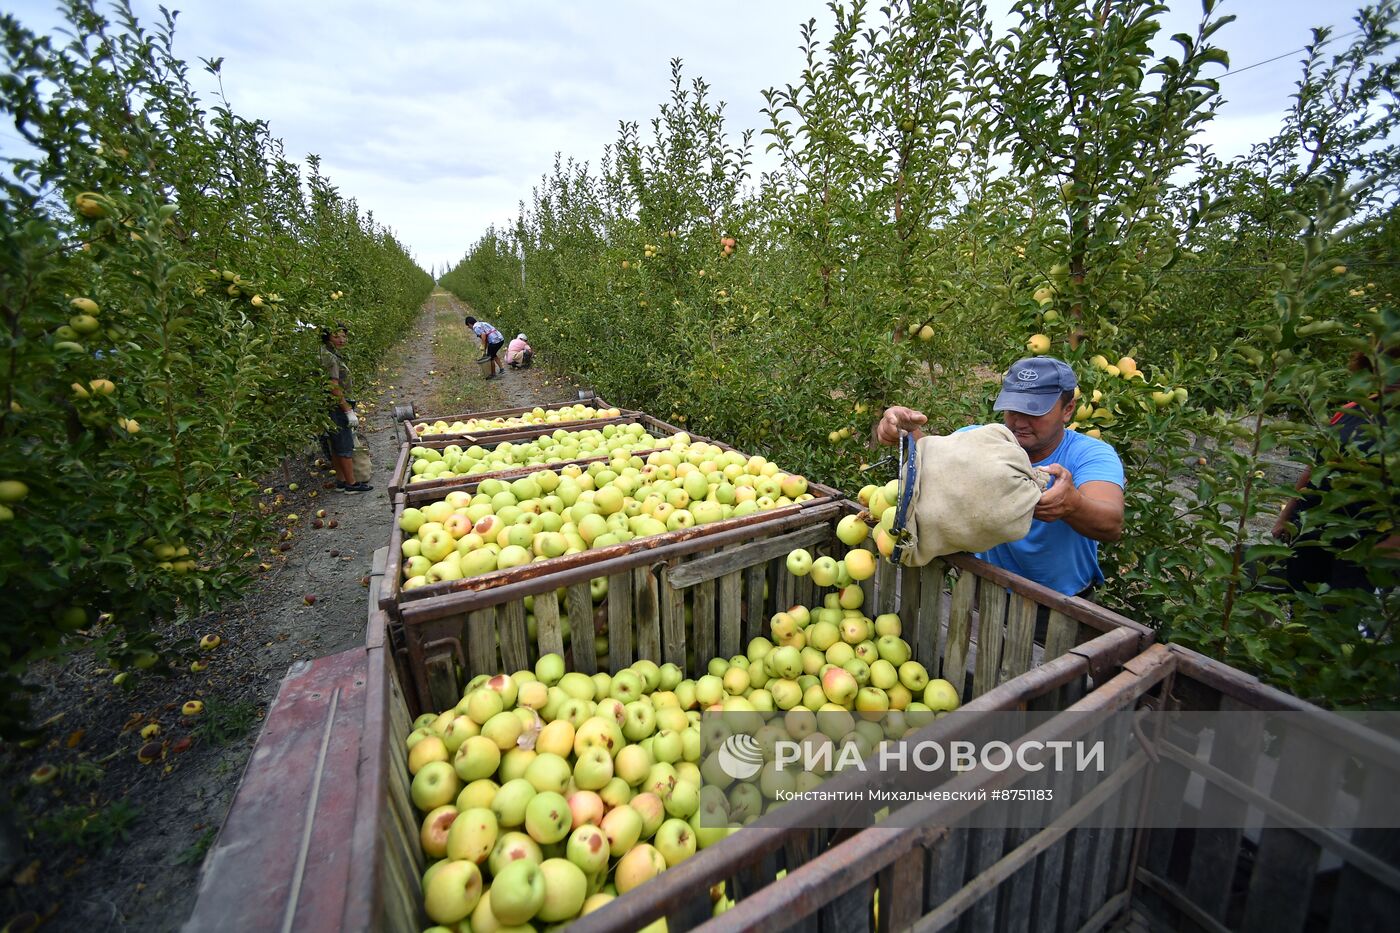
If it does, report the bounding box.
[993,357,1078,416]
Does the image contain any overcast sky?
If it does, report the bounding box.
[4,1,1362,274]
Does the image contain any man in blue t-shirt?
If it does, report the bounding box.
[875,356,1125,597]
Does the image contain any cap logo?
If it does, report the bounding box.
[1015,368,1040,382]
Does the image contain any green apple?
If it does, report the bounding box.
[924,678,960,712]
[490,858,546,925]
[810,556,839,587]
[785,548,813,577]
[573,746,614,790]
[898,661,930,693]
[420,805,459,860]
[412,760,463,812]
[630,791,667,837]
[524,791,572,845]
[615,843,667,894]
[446,807,498,864]
[566,823,611,875]
[600,804,643,857]
[537,857,589,923]
[423,858,483,924]
[836,514,869,546]
[821,668,858,706]
[492,778,538,828]
[489,830,543,876]
[654,818,697,867]
[525,753,573,794]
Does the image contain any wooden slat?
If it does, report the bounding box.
[816,877,873,933]
[923,829,970,915]
[877,847,925,932]
[742,562,767,644]
[995,826,1037,933]
[666,523,830,588]
[774,557,796,616]
[659,566,687,668]
[1043,609,1078,661]
[424,653,459,713]
[566,583,596,675]
[1328,769,1400,933]
[718,570,743,660]
[665,894,713,933]
[466,607,497,680]
[732,850,778,900]
[1240,725,1344,933]
[1140,718,1208,893]
[962,825,1007,933]
[692,579,716,679]
[634,565,662,664]
[915,561,945,673]
[875,557,897,619]
[780,831,822,933]
[943,573,976,694]
[1184,696,1262,921]
[534,589,565,660]
[608,568,635,671]
[498,599,530,673]
[998,594,1036,687]
[973,582,1006,697]
[1030,815,1069,931]
[900,565,921,659]
[795,572,816,615]
[1081,727,1128,927]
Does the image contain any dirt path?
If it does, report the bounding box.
[0,289,588,932]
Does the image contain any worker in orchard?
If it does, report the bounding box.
[464,315,507,380]
[506,333,534,369]
[876,356,1124,599]
[320,324,372,493]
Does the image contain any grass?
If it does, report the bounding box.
[35,800,139,851]
[191,696,260,746]
[176,827,217,866]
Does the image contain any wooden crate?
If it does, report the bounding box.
[190,538,1160,933]
[386,413,699,501]
[400,397,633,445]
[681,642,1400,933]
[386,501,852,712]
[377,464,848,659]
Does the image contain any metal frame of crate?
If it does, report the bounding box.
[638,643,1400,933]
[183,550,423,933]
[379,508,1157,932]
[399,397,634,445]
[386,412,699,501]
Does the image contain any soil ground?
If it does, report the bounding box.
[0,291,588,932]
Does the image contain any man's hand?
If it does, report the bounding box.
[1034,466,1124,542]
[345,410,360,428]
[1033,464,1080,522]
[875,407,928,446]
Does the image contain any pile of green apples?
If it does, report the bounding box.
[406,654,738,929]
[407,423,680,485]
[756,571,960,716]
[853,478,903,560]
[412,404,624,438]
[398,445,816,591]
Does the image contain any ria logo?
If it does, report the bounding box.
[716,734,764,780]
[1015,368,1040,382]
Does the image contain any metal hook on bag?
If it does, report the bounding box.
[889,430,919,565]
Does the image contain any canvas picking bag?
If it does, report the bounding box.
[899,424,1049,566]
[352,431,373,483]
